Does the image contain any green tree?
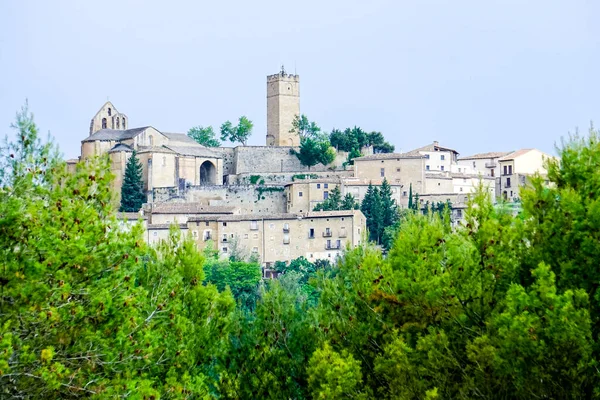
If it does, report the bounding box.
[187,125,221,147]
[294,135,336,170]
[290,114,321,139]
[220,116,253,146]
[379,178,398,227]
[314,185,343,211]
[407,183,413,210]
[341,193,359,210]
[119,150,145,212]
[0,106,235,398]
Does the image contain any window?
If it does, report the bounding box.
[309,228,315,239]
[510,191,513,197]
[425,154,430,159]
[222,247,228,253]
[149,136,154,146]
[244,233,249,239]
[283,234,290,244]
[508,165,512,175]
[299,191,303,197]
[223,222,227,227]
[253,233,258,239]
[456,209,462,218]
[441,166,445,171]
[108,108,112,116]
[441,155,445,160]
[205,221,209,226]
[460,187,463,192]
[102,118,107,129]
[324,191,329,200]
[252,247,258,253]
[116,118,120,129]
[192,230,198,238]
[403,191,407,197]
[506,177,511,188]
[153,231,157,236]
[221,234,227,243]
[503,166,507,175]
[317,184,321,188]
[122,117,126,128]
[380,168,385,177]
[250,220,258,230]
[458,168,461,172]
[326,239,331,249]
[396,168,401,172]
[283,223,290,232]
[473,161,476,168]
[336,240,341,248]
[426,165,430,171]
[324,227,332,237]
[324,183,329,189]
[463,178,467,183]
[491,169,495,177]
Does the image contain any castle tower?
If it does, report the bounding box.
[266,66,300,147]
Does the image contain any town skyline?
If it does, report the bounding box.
[2,1,599,159]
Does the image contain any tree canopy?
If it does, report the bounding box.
[220,116,253,146]
[187,125,221,147]
[119,150,145,212]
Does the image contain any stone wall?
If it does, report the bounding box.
[151,184,288,214]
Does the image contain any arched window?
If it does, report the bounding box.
[149,135,154,146]
[108,108,112,116]
[122,117,126,129]
[102,118,107,129]
[116,118,120,129]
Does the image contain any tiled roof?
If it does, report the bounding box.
[353,152,424,161]
[450,173,495,180]
[163,132,199,145]
[342,178,403,186]
[406,142,459,155]
[458,151,512,160]
[137,146,177,154]
[152,203,237,214]
[187,210,362,223]
[498,149,535,161]
[147,223,187,230]
[108,143,134,153]
[82,126,153,142]
[165,145,221,158]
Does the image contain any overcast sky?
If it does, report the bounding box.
[1,0,598,159]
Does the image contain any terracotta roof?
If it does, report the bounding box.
[353,153,424,161]
[458,151,512,160]
[152,203,237,214]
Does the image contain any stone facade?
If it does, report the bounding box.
[89,101,128,135]
[498,149,553,202]
[186,210,366,267]
[266,68,300,147]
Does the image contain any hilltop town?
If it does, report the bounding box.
[72,68,553,275]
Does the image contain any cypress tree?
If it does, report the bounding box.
[380,178,398,227]
[119,151,146,212]
[408,183,413,210]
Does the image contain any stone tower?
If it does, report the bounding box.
[89,101,128,135]
[266,66,300,147]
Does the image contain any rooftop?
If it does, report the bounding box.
[458,151,512,160]
[353,152,424,161]
[188,209,363,223]
[406,141,459,156]
[82,126,154,142]
[498,149,535,161]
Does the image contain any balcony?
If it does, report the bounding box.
[325,243,341,250]
[485,162,497,168]
[322,230,333,238]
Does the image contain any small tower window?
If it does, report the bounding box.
[108,108,112,116]
[102,118,107,129]
[122,117,126,129]
[116,118,120,129]
[149,135,154,146]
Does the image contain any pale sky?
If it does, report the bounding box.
[1,0,599,159]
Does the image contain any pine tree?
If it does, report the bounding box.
[380,178,398,227]
[119,151,145,212]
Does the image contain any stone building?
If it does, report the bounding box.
[266,66,300,147]
[498,148,553,202]
[183,210,366,270]
[89,101,128,134]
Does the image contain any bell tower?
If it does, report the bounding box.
[266,66,300,146]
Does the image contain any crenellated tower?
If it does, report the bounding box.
[266,66,300,146]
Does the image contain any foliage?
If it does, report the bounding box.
[290,114,321,139]
[220,116,253,146]
[249,175,262,185]
[187,125,221,147]
[360,179,398,244]
[307,342,365,399]
[313,186,359,211]
[330,127,394,164]
[119,150,145,212]
[0,106,235,398]
[255,185,284,201]
[291,173,319,181]
[293,135,336,170]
